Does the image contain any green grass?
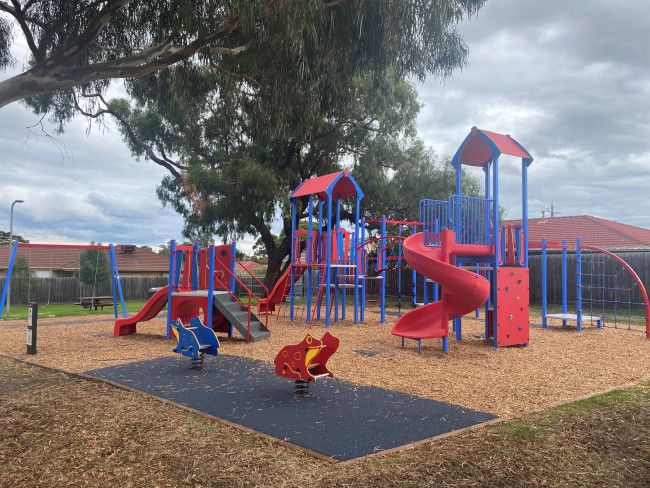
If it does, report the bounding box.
[2,300,150,321]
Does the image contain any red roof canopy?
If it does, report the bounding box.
[506,215,650,250]
[291,170,362,201]
[456,127,532,167]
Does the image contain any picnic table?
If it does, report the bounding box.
[76,296,114,311]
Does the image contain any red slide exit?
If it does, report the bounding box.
[391,230,490,349]
[257,265,306,313]
[113,285,169,336]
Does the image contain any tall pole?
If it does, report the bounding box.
[6,199,24,318]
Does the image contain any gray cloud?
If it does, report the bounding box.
[416,0,650,227]
[1,0,649,253]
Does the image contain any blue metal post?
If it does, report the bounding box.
[289,199,296,321]
[207,245,215,331]
[484,163,491,337]
[423,275,429,305]
[354,197,360,324]
[306,196,313,323]
[562,239,568,327]
[360,217,366,322]
[522,160,529,267]
[317,200,324,320]
[166,240,176,339]
[325,195,333,326]
[230,242,236,294]
[0,240,19,318]
[412,225,417,308]
[108,243,127,318]
[380,215,386,324]
[492,157,500,348]
[397,225,402,317]
[541,239,547,328]
[576,237,582,331]
[335,198,341,322]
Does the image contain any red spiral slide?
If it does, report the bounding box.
[391,231,490,348]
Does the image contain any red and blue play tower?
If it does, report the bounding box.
[393,127,533,351]
[288,170,364,326]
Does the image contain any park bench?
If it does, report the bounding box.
[76,296,114,311]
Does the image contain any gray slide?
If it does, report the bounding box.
[213,291,271,341]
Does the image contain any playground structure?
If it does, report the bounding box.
[532,238,650,338]
[390,127,533,352]
[0,242,127,318]
[114,241,271,351]
[274,331,340,395]
[284,170,364,326]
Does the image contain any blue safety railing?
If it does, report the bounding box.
[420,199,448,247]
[420,195,493,247]
[449,195,492,246]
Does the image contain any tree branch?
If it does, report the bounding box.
[7,0,43,61]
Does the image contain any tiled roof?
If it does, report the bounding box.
[235,260,266,275]
[0,244,169,272]
[505,215,650,249]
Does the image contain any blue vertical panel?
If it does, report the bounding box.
[166,240,176,339]
[541,239,547,328]
[289,200,297,321]
[324,195,333,327]
[576,237,582,331]
[229,242,236,293]
[354,197,360,324]
[174,250,184,289]
[191,242,200,290]
[207,245,215,331]
[380,216,387,324]
[561,239,568,327]
[306,196,314,323]
[492,158,500,348]
[0,240,19,318]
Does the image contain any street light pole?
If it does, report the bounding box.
[7,199,24,318]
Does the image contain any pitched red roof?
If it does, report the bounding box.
[291,169,362,200]
[456,127,532,167]
[0,244,168,272]
[505,215,650,249]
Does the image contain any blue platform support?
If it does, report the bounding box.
[562,239,568,327]
[166,240,176,339]
[360,218,366,322]
[306,196,314,323]
[207,245,215,331]
[289,199,297,321]
[317,200,324,320]
[325,195,333,327]
[380,215,387,324]
[108,243,127,318]
[191,242,200,290]
[576,237,582,331]
[0,240,19,318]
[492,157,500,348]
[411,225,417,308]
[354,198,360,324]
[335,198,341,322]
[541,239,548,328]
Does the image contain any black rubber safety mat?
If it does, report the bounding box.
[86,355,496,461]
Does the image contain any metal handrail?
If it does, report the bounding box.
[234,257,269,298]
[217,264,269,337]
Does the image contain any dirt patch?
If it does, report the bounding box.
[0,358,648,488]
[0,307,648,416]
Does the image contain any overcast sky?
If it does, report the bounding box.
[1,0,649,253]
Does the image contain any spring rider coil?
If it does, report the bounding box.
[274,331,340,395]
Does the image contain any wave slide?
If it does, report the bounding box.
[113,285,169,336]
[257,265,306,313]
[391,232,490,351]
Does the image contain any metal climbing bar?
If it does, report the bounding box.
[419,199,448,247]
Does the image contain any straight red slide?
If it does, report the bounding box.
[391,231,490,345]
[113,285,169,337]
[257,265,306,313]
